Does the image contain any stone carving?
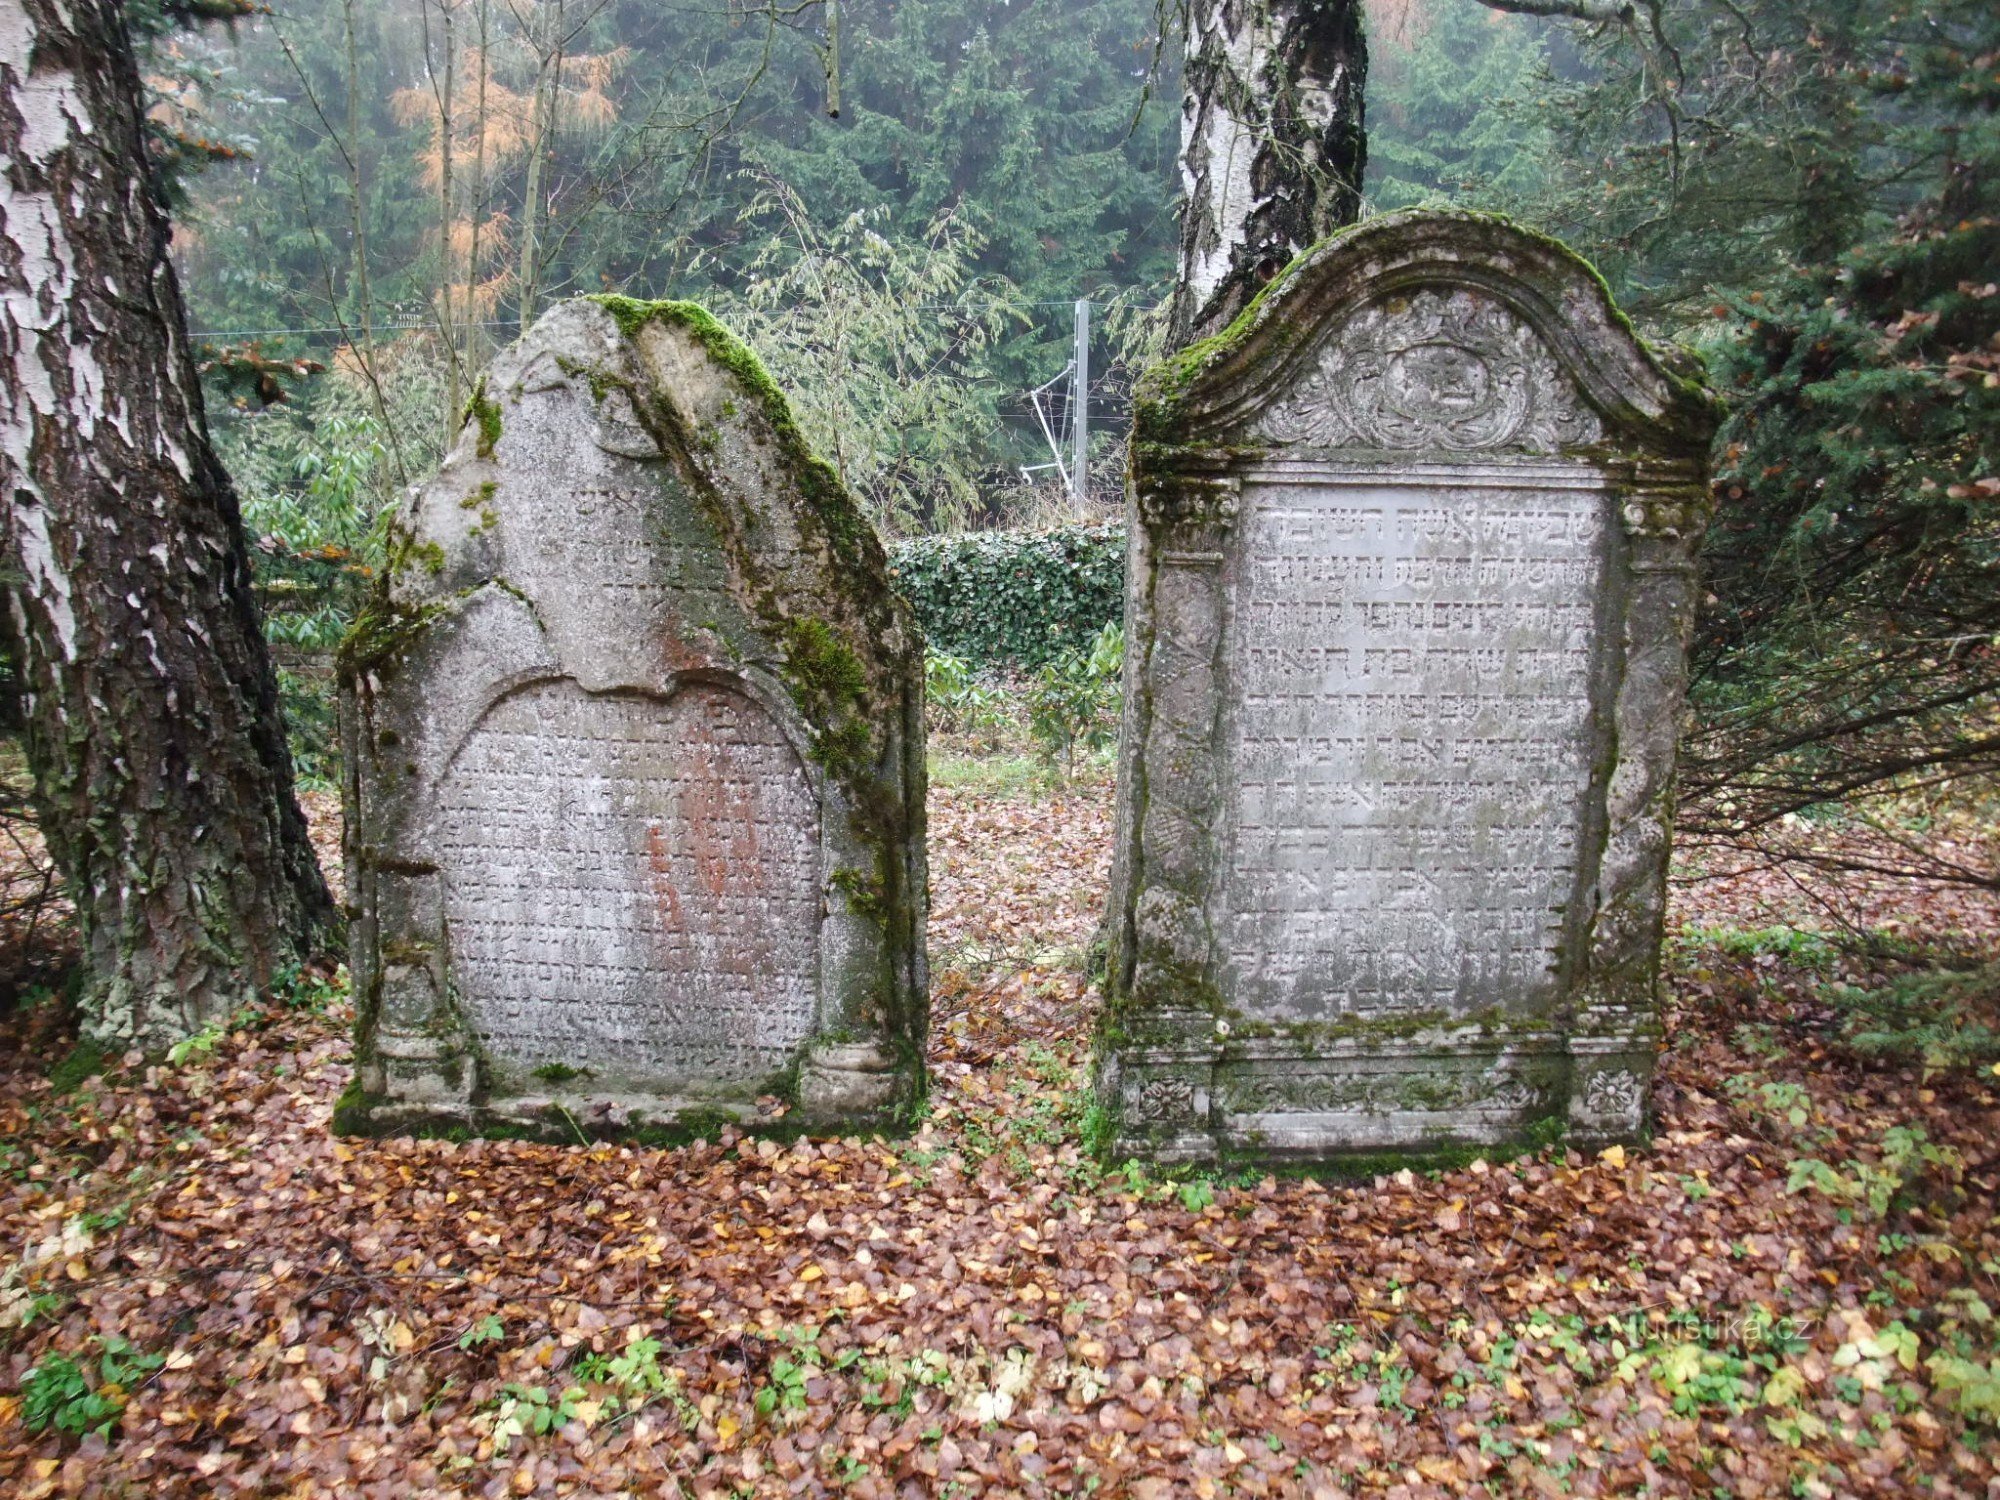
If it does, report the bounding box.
[1583,1069,1645,1120]
[1217,1068,1555,1116]
[1137,1076,1198,1122]
[337,298,927,1139]
[1102,211,1718,1165]
[1258,288,1604,453]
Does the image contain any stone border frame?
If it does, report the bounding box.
[338,299,929,1141]
[1100,211,1720,1165]
[350,648,886,1114]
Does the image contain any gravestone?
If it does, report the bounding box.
[336,298,927,1138]
[1100,211,1718,1164]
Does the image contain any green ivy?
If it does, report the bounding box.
[888,523,1125,668]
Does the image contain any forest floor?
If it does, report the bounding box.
[1,762,1997,1498]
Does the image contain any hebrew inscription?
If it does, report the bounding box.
[437,679,821,1085]
[341,297,928,1138]
[1220,472,1607,1019]
[1105,210,1717,1163]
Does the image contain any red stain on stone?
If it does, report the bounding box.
[644,818,684,932]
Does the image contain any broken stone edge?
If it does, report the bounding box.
[334,297,929,1143]
[1099,209,1720,1167]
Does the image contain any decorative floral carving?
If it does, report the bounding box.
[1619,490,1712,542]
[1583,1068,1645,1119]
[1136,1075,1198,1123]
[1256,288,1603,453]
[1137,474,1240,532]
[1219,1067,1552,1116]
[1484,1078,1547,1113]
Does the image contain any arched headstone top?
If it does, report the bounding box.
[1101,210,1718,1167]
[1137,210,1720,461]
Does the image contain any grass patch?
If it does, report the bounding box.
[928,749,1112,797]
[1673,923,1843,972]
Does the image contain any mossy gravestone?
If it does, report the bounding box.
[1101,211,1719,1165]
[337,299,926,1139]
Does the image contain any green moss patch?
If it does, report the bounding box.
[47,1038,106,1096]
[466,378,503,458]
[335,594,453,677]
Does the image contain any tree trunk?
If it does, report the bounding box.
[0,0,334,1046]
[466,0,489,373]
[1170,0,1368,348]
[516,10,561,331]
[435,0,459,449]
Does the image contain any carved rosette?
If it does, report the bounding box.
[1567,1058,1651,1140]
[1256,289,1605,454]
[1136,1074,1198,1123]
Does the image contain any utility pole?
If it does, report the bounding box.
[1071,298,1090,513]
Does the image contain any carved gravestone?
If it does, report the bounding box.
[336,298,927,1138]
[1101,211,1718,1163]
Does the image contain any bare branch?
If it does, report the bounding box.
[1466,0,1635,21]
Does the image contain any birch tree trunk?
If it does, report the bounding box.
[0,0,334,1045]
[1170,0,1368,348]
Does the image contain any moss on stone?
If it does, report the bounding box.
[778,616,877,775]
[336,595,452,678]
[782,617,868,707]
[458,482,501,534]
[829,865,888,921]
[466,377,503,458]
[587,296,877,558]
[1132,222,1354,443]
[330,1076,381,1136]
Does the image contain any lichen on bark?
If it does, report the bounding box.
[0,0,333,1047]
[1170,0,1369,348]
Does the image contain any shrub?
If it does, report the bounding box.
[923,650,1008,743]
[1026,623,1123,779]
[1828,960,2000,1076]
[890,524,1124,668]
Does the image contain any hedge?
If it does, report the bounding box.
[888,523,1127,667]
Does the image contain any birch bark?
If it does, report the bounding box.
[1,0,333,1044]
[1171,0,1367,347]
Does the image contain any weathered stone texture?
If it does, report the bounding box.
[338,299,927,1138]
[1102,211,1718,1165]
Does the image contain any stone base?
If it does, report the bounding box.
[798,1041,905,1120]
[337,1042,919,1143]
[1100,1031,1652,1168]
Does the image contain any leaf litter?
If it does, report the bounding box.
[0,774,1996,1497]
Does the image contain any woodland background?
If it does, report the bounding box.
[118,0,1996,861]
[1,1,1997,1494]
